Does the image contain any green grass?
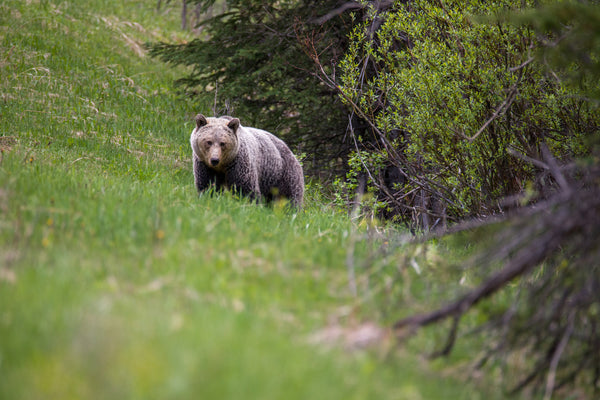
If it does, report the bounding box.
[1,1,518,399]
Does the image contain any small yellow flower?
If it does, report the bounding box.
[41,237,50,247]
[46,218,53,226]
[155,229,165,240]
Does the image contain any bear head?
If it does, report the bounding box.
[191,114,240,172]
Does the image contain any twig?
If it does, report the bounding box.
[312,1,363,25]
[543,310,575,400]
[508,143,571,194]
[509,56,534,72]
[507,147,550,170]
[66,156,104,171]
[462,84,518,142]
[311,1,395,25]
[540,143,571,193]
[70,156,90,165]
[431,313,462,357]
[212,81,218,117]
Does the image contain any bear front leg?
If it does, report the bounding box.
[228,167,261,202]
[193,156,212,194]
[235,180,261,202]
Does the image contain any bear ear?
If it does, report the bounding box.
[227,118,240,133]
[195,114,208,128]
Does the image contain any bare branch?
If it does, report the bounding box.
[394,228,553,329]
[508,143,572,194]
[430,314,461,358]
[543,310,575,400]
[394,185,598,332]
[312,0,395,25]
[509,56,535,72]
[462,83,518,142]
[540,143,571,193]
[507,146,551,170]
[312,2,363,25]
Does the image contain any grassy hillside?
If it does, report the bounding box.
[1,1,513,399]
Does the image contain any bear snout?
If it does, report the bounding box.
[208,146,222,167]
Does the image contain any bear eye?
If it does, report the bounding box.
[206,140,213,146]
[220,142,226,148]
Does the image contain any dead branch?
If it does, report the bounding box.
[394,183,599,338]
[312,2,363,25]
[543,310,575,400]
[461,83,519,142]
[507,146,551,170]
[394,228,554,329]
[540,143,571,193]
[312,0,395,25]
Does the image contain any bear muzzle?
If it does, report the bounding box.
[208,146,222,168]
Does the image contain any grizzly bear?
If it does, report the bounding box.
[190,114,304,207]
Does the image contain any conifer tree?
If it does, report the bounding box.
[148,0,355,177]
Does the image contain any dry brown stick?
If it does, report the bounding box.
[312,1,395,25]
[543,310,575,400]
[507,146,550,170]
[312,2,363,25]
[540,143,571,193]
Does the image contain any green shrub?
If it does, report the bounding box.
[338,0,598,226]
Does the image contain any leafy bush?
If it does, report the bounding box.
[337,0,598,227]
[387,3,600,397]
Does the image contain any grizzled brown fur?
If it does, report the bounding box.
[190,114,304,207]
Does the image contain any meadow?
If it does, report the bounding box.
[1,1,516,398]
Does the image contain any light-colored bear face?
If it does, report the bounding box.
[191,114,240,172]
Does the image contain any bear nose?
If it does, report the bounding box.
[210,158,219,166]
